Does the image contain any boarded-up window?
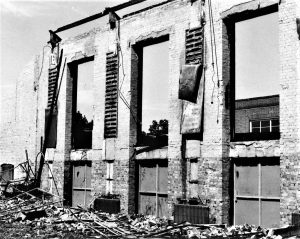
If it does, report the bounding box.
[72,161,92,208]
[139,160,168,217]
[234,158,280,227]
[104,52,119,138]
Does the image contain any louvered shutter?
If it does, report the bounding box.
[185,27,204,64]
[104,52,119,138]
[48,67,58,107]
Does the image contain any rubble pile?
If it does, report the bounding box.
[0,189,298,238]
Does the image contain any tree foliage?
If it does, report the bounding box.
[148,119,168,136]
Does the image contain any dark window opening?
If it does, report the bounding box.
[0,164,14,182]
[136,37,169,147]
[71,58,94,149]
[228,7,280,141]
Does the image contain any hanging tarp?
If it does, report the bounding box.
[179,64,203,103]
[180,73,205,134]
[179,26,205,134]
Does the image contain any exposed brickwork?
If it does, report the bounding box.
[235,96,279,133]
[278,0,300,226]
[1,0,299,226]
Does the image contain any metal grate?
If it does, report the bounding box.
[94,198,120,214]
[185,27,204,65]
[104,52,119,138]
[174,204,209,224]
[48,67,58,108]
[292,213,300,226]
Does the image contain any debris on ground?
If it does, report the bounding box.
[0,188,298,238]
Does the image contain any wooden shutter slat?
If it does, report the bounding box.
[104,52,119,138]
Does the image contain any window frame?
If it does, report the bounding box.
[225,5,279,142]
[133,35,170,147]
[233,157,280,227]
[249,118,279,133]
[70,56,95,150]
[138,159,168,217]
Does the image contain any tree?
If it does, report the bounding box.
[148,119,168,137]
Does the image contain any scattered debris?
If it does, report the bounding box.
[0,188,298,238]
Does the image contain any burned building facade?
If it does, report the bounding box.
[1,0,300,228]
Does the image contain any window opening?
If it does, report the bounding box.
[72,59,94,149]
[233,11,279,141]
[139,40,169,146]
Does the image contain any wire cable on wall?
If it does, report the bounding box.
[115,20,141,127]
[208,0,215,104]
[208,0,220,123]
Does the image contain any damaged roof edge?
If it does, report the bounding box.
[54,0,147,33]
[122,0,174,19]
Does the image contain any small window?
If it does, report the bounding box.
[189,159,198,183]
[250,119,279,133]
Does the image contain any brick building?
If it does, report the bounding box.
[1,0,300,227]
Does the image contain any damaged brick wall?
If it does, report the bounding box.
[2,0,300,227]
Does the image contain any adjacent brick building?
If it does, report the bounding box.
[1,0,299,227]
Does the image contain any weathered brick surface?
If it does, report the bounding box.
[235,96,279,133]
[1,0,299,226]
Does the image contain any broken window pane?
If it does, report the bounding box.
[73,60,94,149]
[140,41,169,146]
[234,13,279,139]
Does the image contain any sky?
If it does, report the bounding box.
[142,41,169,132]
[0,1,279,131]
[0,0,122,89]
[0,0,163,89]
[235,12,279,99]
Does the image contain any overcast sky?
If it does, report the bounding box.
[235,12,279,99]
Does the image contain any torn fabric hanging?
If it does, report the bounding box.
[180,72,205,134]
[179,26,205,134]
[179,26,204,103]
